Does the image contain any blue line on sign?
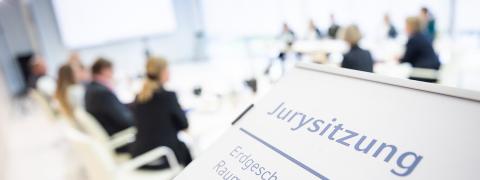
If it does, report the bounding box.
[239,127,329,180]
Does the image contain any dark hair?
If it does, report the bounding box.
[421,7,429,13]
[16,52,34,84]
[91,57,112,75]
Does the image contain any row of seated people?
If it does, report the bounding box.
[340,16,440,83]
[277,16,440,83]
[55,56,192,170]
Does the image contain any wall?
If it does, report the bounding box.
[0,0,33,56]
[28,0,198,76]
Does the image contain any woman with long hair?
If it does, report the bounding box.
[54,64,85,123]
[131,56,192,169]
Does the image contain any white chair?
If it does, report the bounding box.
[74,108,136,155]
[409,67,440,81]
[64,126,182,180]
[74,108,137,162]
[29,89,56,120]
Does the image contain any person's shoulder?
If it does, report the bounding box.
[163,90,177,98]
[343,50,355,59]
[359,48,371,55]
[86,82,110,95]
[153,89,177,99]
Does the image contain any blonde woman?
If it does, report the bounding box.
[341,24,374,72]
[54,64,85,125]
[131,57,192,169]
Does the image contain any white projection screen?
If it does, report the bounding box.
[52,0,177,48]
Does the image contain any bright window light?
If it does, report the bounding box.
[52,0,177,48]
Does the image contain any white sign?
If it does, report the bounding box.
[175,62,480,179]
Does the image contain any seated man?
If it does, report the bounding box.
[85,58,133,137]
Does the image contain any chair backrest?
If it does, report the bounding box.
[64,126,117,180]
[29,89,56,119]
[74,108,111,147]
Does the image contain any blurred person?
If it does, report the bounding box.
[131,57,192,169]
[305,19,322,40]
[265,23,299,76]
[29,55,47,89]
[68,52,91,84]
[279,23,296,45]
[85,58,134,136]
[17,53,55,97]
[420,7,436,43]
[54,64,85,123]
[327,14,340,39]
[341,25,374,72]
[400,16,440,83]
[383,14,398,39]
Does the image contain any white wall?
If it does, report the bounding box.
[28,0,199,76]
[0,0,33,55]
[201,0,453,39]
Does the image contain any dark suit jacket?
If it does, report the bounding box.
[341,45,374,73]
[131,89,191,167]
[85,81,133,136]
[328,24,340,39]
[401,32,440,70]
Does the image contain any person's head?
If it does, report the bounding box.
[55,64,76,118]
[308,19,316,30]
[343,25,362,47]
[68,52,90,83]
[384,14,391,24]
[137,56,169,103]
[330,14,336,23]
[405,16,422,36]
[31,55,47,77]
[420,7,429,17]
[282,23,290,32]
[419,7,431,24]
[68,52,81,65]
[91,57,113,83]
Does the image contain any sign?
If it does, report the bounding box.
[174,62,480,179]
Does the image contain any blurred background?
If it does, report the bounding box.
[0,0,479,179]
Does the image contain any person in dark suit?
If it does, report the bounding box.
[420,7,436,43]
[131,56,192,169]
[327,14,340,39]
[400,17,440,83]
[384,14,398,39]
[341,25,374,72]
[265,23,298,76]
[85,58,133,136]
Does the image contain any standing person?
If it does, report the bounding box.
[400,17,441,83]
[68,52,91,84]
[341,25,374,72]
[305,19,322,40]
[383,14,398,39]
[84,58,133,136]
[420,7,436,43]
[131,56,192,169]
[327,14,340,39]
[17,53,55,97]
[265,23,298,76]
[278,23,297,61]
[54,64,85,123]
[279,23,296,45]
